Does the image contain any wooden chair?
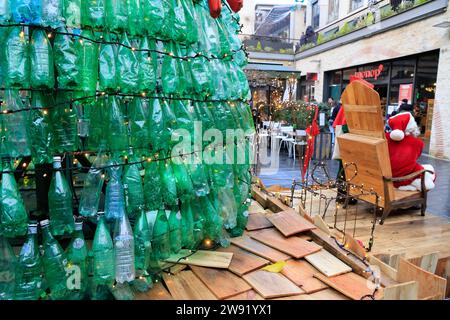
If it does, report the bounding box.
[337,81,432,225]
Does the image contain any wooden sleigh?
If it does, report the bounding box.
[337,81,432,224]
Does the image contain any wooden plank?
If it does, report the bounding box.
[305,250,352,277]
[383,281,419,300]
[165,250,233,269]
[246,213,273,231]
[313,215,331,236]
[397,258,447,300]
[408,252,439,274]
[314,272,383,300]
[190,266,252,300]
[343,232,367,259]
[267,210,316,237]
[163,271,217,300]
[230,235,291,263]
[281,260,329,293]
[308,228,368,278]
[134,282,173,300]
[243,270,304,299]
[251,187,268,208]
[368,255,398,287]
[298,205,315,223]
[225,290,264,300]
[249,228,322,259]
[266,195,292,213]
[435,256,450,298]
[307,288,349,300]
[217,245,270,276]
[248,201,266,215]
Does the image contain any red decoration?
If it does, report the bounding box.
[208,0,222,18]
[226,0,243,12]
[302,105,320,181]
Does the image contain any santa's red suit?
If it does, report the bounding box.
[386,112,436,191]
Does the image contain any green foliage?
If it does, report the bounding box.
[366,12,375,25]
[316,33,325,45]
[255,41,263,51]
[337,22,352,36]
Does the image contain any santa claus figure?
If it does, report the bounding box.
[386,112,436,191]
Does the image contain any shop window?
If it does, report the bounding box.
[391,59,415,81]
[350,0,364,12]
[312,1,320,29]
[328,0,340,23]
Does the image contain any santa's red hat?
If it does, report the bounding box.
[388,112,418,141]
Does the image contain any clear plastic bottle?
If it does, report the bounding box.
[14,223,43,300]
[0,156,28,237]
[92,214,115,287]
[79,146,107,217]
[104,161,126,223]
[66,220,88,299]
[48,156,75,236]
[0,236,16,300]
[40,220,69,300]
[114,213,135,284]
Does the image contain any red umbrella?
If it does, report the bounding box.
[302,105,320,181]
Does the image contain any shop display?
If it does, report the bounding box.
[0,0,253,300]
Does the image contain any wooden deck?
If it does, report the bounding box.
[135,187,449,301]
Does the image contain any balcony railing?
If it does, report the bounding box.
[296,0,444,55]
[239,34,298,56]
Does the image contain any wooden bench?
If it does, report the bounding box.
[337,81,431,225]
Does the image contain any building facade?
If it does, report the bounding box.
[295,0,450,159]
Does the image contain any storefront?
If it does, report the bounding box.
[324,50,440,141]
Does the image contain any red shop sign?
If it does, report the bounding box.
[354,64,384,81]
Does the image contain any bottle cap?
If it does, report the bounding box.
[28,222,38,234]
[53,156,62,162]
[74,221,83,231]
[39,219,50,227]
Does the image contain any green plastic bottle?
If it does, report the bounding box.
[107,96,128,153]
[41,0,63,28]
[127,0,143,36]
[0,236,16,300]
[40,220,70,300]
[81,0,105,28]
[171,158,194,202]
[30,29,54,89]
[63,0,81,27]
[66,221,88,299]
[123,155,145,220]
[50,92,79,153]
[117,33,138,93]
[134,210,151,274]
[53,26,80,89]
[161,42,180,95]
[92,215,115,287]
[142,0,164,36]
[14,223,43,300]
[0,156,28,237]
[180,201,196,249]
[152,209,170,260]
[143,160,163,211]
[3,26,30,88]
[29,92,52,164]
[105,0,128,32]
[99,32,117,92]
[159,161,178,206]
[76,29,99,95]
[48,156,75,236]
[137,37,157,93]
[1,90,31,158]
[104,159,126,222]
[168,209,182,254]
[128,98,150,151]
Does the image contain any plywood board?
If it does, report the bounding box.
[383,281,419,300]
[134,282,173,300]
[314,272,383,300]
[249,228,322,259]
[165,250,233,269]
[397,258,447,300]
[230,235,290,263]
[281,260,329,293]
[190,266,252,300]
[435,256,450,298]
[225,290,264,300]
[217,245,270,276]
[408,252,439,274]
[163,271,217,300]
[267,210,316,237]
[251,187,268,208]
[243,270,304,299]
[313,215,331,235]
[305,249,352,277]
[249,201,266,214]
[307,288,349,300]
[343,232,367,259]
[246,213,273,231]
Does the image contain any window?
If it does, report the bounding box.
[391,59,415,81]
[328,0,339,23]
[350,0,364,12]
[255,5,273,32]
[312,1,320,29]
